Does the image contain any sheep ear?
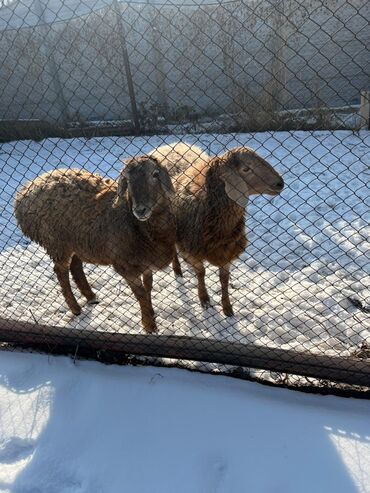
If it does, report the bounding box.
[158,166,175,198]
[221,169,249,208]
[112,173,127,208]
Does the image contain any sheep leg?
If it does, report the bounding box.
[123,274,157,334]
[172,253,183,278]
[187,257,211,309]
[219,265,234,317]
[70,255,97,304]
[54,262,81,315]
[142,269,153,306]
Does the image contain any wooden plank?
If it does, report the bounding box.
[0,317,369,386]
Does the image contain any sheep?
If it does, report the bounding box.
[14,156,176,333]
[149,143,284,316]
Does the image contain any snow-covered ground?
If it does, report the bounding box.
[0,131,369,356]
[0,351,369,493]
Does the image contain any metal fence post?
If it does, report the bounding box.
[34,0,69,124]
[268,0,287,112]
[150,6,169,116]
[113,0,141,134]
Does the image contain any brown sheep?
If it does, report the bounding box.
[150,143,284,316]
[14,156,176,333]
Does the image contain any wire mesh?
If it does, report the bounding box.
[0,0,369,391]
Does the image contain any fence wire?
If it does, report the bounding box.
[0,0,369,391]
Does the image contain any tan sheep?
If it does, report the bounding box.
[150,142,284,316]
[14,157,176,333]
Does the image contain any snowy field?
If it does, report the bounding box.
[0,351,369,493]
[0,130,369,356]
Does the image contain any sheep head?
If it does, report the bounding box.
[113,156,175,221]
[218,147,284,207]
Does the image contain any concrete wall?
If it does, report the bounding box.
[0,0,368,122]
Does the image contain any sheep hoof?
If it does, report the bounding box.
[223,306,234,317]
[71,306,82,316]
[144,320,158,333]
[201,300,213,310]
[87,297,99,305]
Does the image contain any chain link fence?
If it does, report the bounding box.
[0,0,369,392]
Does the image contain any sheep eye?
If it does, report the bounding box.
[152,170,159,178]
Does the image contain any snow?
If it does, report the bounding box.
[0,350,369,493]
[0,130,369,356]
